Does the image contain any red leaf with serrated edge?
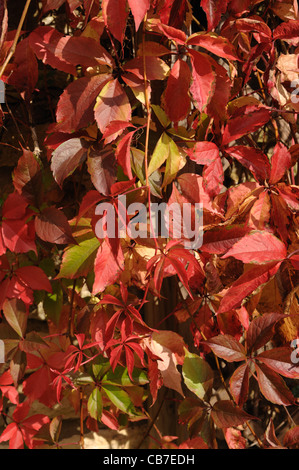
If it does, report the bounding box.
[127,0,150,31]
[189,50,216,111]
[229,362,249,406]
[2,218,36,254]
[4,37,38,101]
[102,120,133,145]
[124,56,170,81]
[157,22,187,45]
[248,191,271,231]
[41,0,66,14]
[202,154,224,197]
[16,266,52,293]
[201,0,229,31]
[94,79,131,134]
[164,59,191,123]
[221,231,287,264]
[218,261,282,314]
[211,400,256,428]
[114,131,135,179]
[102,0,128,44]
[273,20,299,42]
[247,313,287,353]
[185,141,219,165]
[87,144,117,196]
[187,33,239,61]
[201,226,249,254]
[283,426,299,449]
[93,238,124,294]
[224,427,247,449]
[0,423,23,449]
[179,437,209,449]
[255,363,295,406]
[29,26,113,75]
[269,142,292,184]
[222,107,271,146]
[55,74,111,133]
[51,138,89,188]
[101,410,119,430]
[77,190,105,220]
[227,145,271,183]
[204,334,247,362]
[13,148,42,205]
[35,207,76,245]
[256,347,299,379]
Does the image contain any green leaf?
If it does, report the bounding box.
[163,137,185,188]
[102,366,149,387]
[102,384,137,415]
[151,104,171,128]
[57,234,100,279]
[182,349,214,401]
[2,299,27,338]
[148,132,172,176]
[43,280,63,326]
[88,387,103,420]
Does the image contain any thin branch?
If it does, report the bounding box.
[0,0,32,79]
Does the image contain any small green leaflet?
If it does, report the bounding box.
[182,349,214,401]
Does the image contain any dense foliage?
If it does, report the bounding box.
[0,0,298,449]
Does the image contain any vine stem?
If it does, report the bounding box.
[0,0,32,79]
[136,387,168,449]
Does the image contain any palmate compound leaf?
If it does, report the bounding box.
[182,349,214,401]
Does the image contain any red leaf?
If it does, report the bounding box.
[114,131,135,179]
[273,20,299,43]
[127,0,150,31]
[229,362,250,406]
[16,266,52,293]
[283,426,299,449]
[185,141,219,165]
[94,79,131,134]
[227,145,271,183]
[204,334,247,362]
[157,22,187,45]
[51,138,89,187]
[224,427,247,449]
[187,33,239,60]
[92,238,124,294]
[164,59,191,123]
[211,400,256,428]
[2,218,36,254]
[87,144,117,196]
[218,261,282,313]
[201,0,229,31]
[124,56,170,81]
[247,313,287,353]
[29,26,113,75]
[256,347,299,379]
[4,37,38,100]
[55,74,111,133]
[269,142,292,184]
[13,148,42,205]
[222,107,271,146]
[202,154,224,197]
[255,363,295,406]
[201,226,249,254]
[189,50,216,111]
[221,231,287,264]
[35,207,76,245]
[102,0,128,44]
